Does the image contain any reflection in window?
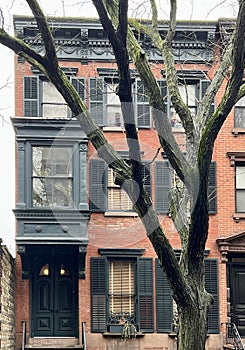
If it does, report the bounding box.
[42,81,68,118]
[32,146,73,208]
[236,164,245,212]
[106,83,123,127]
[59,264,70,276]
[235,96,245,128]
[39,264,49,276]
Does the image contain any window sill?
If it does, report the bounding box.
[232,128,245,136]
[233,213,245,222]
[172,127,185,133]
[103,126,125,132]
[104,211,138,217]
[103,332,144,337]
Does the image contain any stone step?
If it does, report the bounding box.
[26,338,82,349]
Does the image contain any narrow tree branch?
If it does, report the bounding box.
[26,0,58,67]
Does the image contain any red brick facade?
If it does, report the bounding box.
[13,17,245,350]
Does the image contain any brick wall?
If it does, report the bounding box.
[0,242,15,350]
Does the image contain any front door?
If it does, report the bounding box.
[31,255,78,337]
[230,264,245,337]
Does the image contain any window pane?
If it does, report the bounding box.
[33,147,72,177]
[33,178,72,207]
[106,83,123,126]
[109,260,135,324]
[179,84,196,106]
[32,146,73,207]
[236,190,245,212]
[236,166,245,189]
[107,168,133,211]
[39,263,49,276]
[42,81,68,118]
[235,107,245,128]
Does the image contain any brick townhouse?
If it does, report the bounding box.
[11,16,245,350]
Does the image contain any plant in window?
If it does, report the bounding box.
[122,319,137,340]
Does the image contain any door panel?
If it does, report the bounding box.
[32,255,78,337]
[231,265,245,337]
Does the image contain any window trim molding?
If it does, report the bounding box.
[99,248,145,257]
[227,151,245,166]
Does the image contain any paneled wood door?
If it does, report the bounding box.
[31,255,78,337]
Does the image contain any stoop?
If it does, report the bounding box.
[24,337,84,349]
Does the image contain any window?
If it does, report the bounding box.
[107,167,133,211]
[89,159,151,213]
[236,163,245,213]
[106,83,123,127]
[42,80,68,118]
[90,159,216,214]
[234,96,245,128]
[109,260,135,326]
[23,76,85,118]
[91,251,153,333]
[159,79,215,128]
[91,253,219,334]
[32,146,73,208]
[89,78,151,128]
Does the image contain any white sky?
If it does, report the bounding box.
[0,0,239,255]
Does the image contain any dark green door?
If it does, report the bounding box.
[230,264,245,337]
[32,255,78,337]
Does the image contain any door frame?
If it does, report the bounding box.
[30,249,79,338]
[228,261,245,337]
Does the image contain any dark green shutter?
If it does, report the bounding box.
[89,78,104,125]
[205,259,219,334]
[158,80,168,115]
[90,159,107,212]
[91,257,107,332]
[24,76,38,117]
[136,80,151,128]
[71,77,85,101]
[155,259,173,332]
[138,258,154,332]
[200,80,215,118]
[155,161,171,213]
[142,161,151,198]
[208,162,217,214]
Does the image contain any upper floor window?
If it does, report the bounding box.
[89,78,151,128]
[236,163,245,213]
[234,96,245,128]
[89,159,217,215]
[89,159,152,213]
[32,146,73,208]
[159,79,215,128]
[23,76,85,118]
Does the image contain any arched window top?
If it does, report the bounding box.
[39,263,49,276]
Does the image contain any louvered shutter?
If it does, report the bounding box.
[71,77,85,101]
[136,80,151,128]
[208,162,217,214]
[155,259,173,332]
[158,80,168,115]
[205,259,219,334]
[89,78,104,125]
[200,80,215,118]
[155,161,171,213]
[70,78,85,117]
[90,159,107,212]
[138,258,154,332]
[142,161,152,198]
[91,257,107,332]
[24,76,39,117]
